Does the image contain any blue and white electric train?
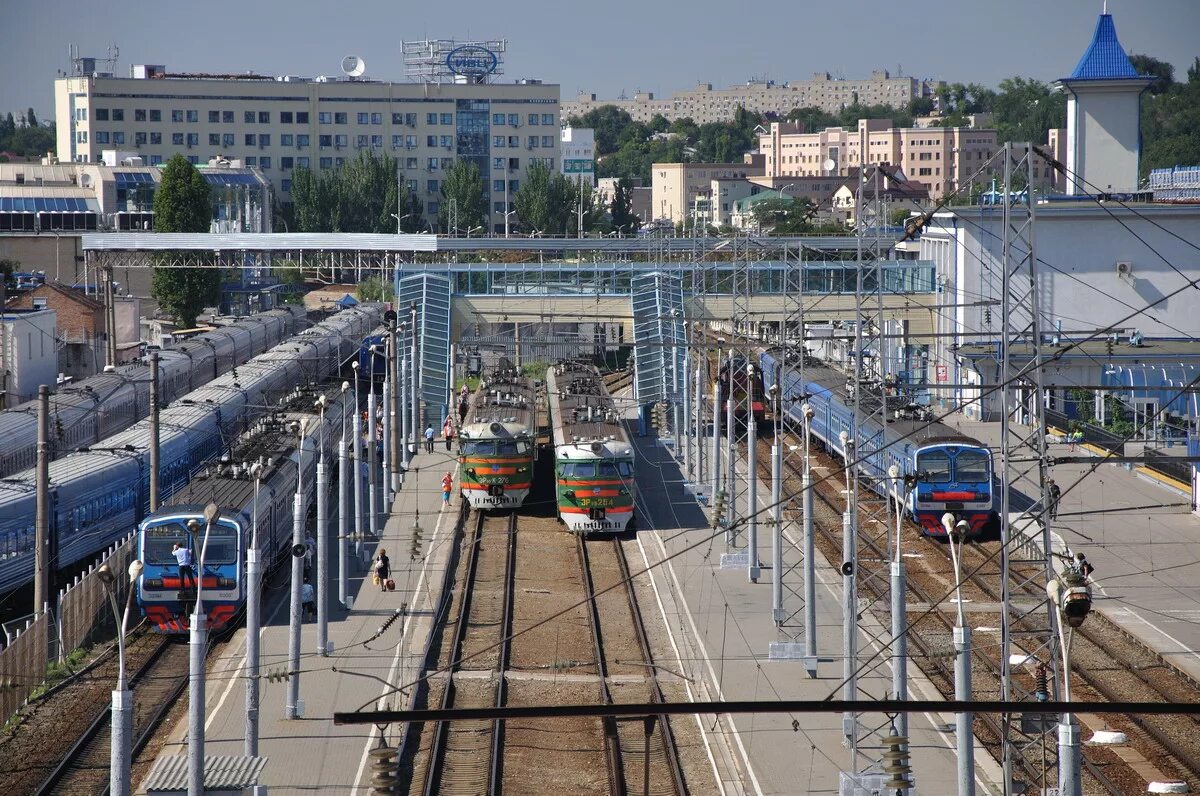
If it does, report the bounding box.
[136,386,344,633]
[760,349,1000,541]
[0,307,306,478]
[0,304,382,594]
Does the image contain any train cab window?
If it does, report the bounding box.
[203,526,239,565]
[955,450,990,483]
[143,522,190,564]
[916,450,951,483]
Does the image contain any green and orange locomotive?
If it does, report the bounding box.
[457,364,538,510]
[546,361,636,533]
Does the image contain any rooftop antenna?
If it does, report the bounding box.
[341,55,367,79]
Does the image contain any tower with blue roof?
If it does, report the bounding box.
[1055,11,1153,195]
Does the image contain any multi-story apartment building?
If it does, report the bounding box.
[651,157,764,224]
[54,62,560,233]
[565,71,943,124]
[560,127,595,186]
[758,119,1066,199]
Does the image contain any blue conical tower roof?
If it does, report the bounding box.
[1066,14,1142,80]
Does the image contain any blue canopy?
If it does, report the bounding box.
[335,294,359,308]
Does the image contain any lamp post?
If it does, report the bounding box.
[98,557,144,796]
[188,502,221,796]
[315,395,330,657]
[839,429,857,750]
[245,459,267,757]
[1047,558,1092,796]
[410,302,420,455]
[285,421,307,721]
[338,381,350,607]
[889,465,910,771]
[800,402,817,676]
[941,511,974,796]
[351,362,364,565]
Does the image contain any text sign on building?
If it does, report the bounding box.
[446,46,499,79]
[936,364,948,383]
[564,159,595,173]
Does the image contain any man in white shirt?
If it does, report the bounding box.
[172,543,195,588]
[301,578,316,620]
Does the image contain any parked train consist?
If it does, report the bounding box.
[546,361,636,533]
[136,386,343,633]
[760,349,999,541]
[0,304,382,595]
[457,363,538,509]
[0,307,305,478]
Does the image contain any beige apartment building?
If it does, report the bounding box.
[55,64,560,233]
[565,71,943,124]
[651,157,764,224]
[759,120,1066,199]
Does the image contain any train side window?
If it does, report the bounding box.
[955,450,990,483]
[916,450,951,483]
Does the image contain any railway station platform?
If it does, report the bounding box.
[627,432,1006,795]
[142,447,464,794]
[945,415,1200,685]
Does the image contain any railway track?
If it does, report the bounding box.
[418,510,517,796]
[34,637,190,795]
[758,428,1200,795]
[603,369,634,395]
[407,502,691,795]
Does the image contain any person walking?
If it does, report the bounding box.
[374,548,391,592]
[424,425,435,453]
[1047,478,1062,520]
[301,578,316,621]
[441,472,453,509]
[172,543,195,590]
[442,418,455,451]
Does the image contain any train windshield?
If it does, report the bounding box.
[202,525,240,565]
[955,450,990,483]
[462,439,531,456]
[916,450,952,483]
[143,522,190,565]
[560,460,633,478]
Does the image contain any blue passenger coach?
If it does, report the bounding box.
[760,349,999,541]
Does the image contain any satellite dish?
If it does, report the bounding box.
[823,158,836,174]
[341,55,366,78]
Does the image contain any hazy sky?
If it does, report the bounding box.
[2,0,1197,120]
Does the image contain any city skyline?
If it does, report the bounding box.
[2,0,1198,121]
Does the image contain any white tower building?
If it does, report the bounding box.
[1055,12,1153,195]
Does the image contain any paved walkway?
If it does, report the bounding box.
[143,448,463,794]
[946,415,1200,683]
[629,431,1004,796]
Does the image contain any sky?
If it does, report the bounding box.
[1,0,1198,121]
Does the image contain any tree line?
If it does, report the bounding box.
[0,109,55,161]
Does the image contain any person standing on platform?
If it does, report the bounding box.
[1047,478,1061,520]
[442,418,455,451]
[301,578,315,620]
[424,425,435,453]
[441,472,453,508]
[374,548,391,592]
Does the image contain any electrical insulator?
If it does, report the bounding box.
[266,668,290,683]
[1034,663,1049,702]
[369,743,398,794]
[881,734,912,792]
[711,490,727,529]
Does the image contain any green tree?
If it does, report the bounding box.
[751,196,816,235]
[1129,54,1175,95]
[991,77,1066,145]
[438,159,487,234]
[566,105,633,156]
[610,178,639,234]
[0,257,19,285]
[25,107,36,128]
[356,275,394,302]
[151,155,218,327]
[512,160,578,234]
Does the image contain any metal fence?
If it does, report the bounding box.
[0,532,135,724]
[58,533,136,658]
[1143,448,1193,486]
[0,611,49,725]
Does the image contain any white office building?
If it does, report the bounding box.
[560,127,595,186]
[54,44,560,233]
